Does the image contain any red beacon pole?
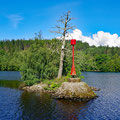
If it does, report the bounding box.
[71,39,76,77]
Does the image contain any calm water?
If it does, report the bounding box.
[0,71,120,120]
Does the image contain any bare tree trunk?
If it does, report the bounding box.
[51,11,74,79]
[58,37,65,79]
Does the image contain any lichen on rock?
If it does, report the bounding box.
[21,83,47,92]
[54,82,97,100]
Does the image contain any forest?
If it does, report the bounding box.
[0,38,120,84]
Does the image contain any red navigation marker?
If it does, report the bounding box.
[71,39,76,76]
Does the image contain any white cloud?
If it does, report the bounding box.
[8,14,23,28]
[64,29,120,47]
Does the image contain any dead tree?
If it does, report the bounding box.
[52,11,75,79]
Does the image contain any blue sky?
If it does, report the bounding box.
[0,0,120,40]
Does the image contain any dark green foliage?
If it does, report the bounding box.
[0,39,34,71]
[19,39,60,84]
[0,38,120,85]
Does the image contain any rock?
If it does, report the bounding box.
[68,78,81,82]
[54,82,97,101]
[19,82,26,90]
[21,83,47,92]
[90,86,101,91]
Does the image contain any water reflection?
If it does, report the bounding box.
[53,100,90,120]
[0,80,21,89]
[20,92,54,120]
[19,92,90,120]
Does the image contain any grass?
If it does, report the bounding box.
[42,76,68,90]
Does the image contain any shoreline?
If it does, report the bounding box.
[20,82,99,101]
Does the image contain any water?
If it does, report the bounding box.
[0,71,21,80]
[0,71,120,120]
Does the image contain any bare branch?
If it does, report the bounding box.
[57,18,65,24]
[66,26,75,31]
[50,30,63,34]
[55,25,65,30]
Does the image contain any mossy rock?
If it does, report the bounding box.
[54,82,97,101]
[68,78,81,82]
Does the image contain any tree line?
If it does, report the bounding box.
[0,38,120,85]
[0,39,120,74]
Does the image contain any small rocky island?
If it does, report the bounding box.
[21,39,98,101]
[21,79,97,101]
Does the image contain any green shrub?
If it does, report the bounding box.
[20,42,60,84]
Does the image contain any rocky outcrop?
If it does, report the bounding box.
[90,86,101,91]
[54,82,97,100]
[21,83,47,92]
[21,81,98,101]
